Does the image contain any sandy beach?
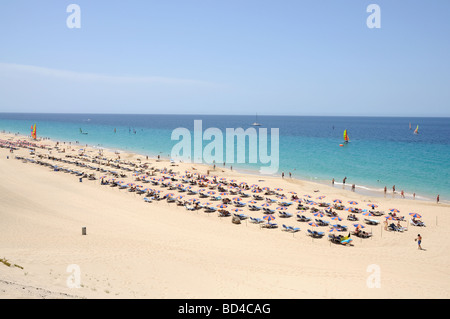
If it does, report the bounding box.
[1,132,449,299]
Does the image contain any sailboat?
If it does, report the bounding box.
[343,129,349,143]
[409,122,412,130]
[251,113,261,126]
[413,125,419,135]
[340,130,349,146]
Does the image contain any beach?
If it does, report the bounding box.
[1,132,450,299]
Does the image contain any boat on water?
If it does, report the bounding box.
[413,125,419,134]
[340,130,349,146]
[409,122,412,130]
[80,128,88,135]
[251,113,261,126]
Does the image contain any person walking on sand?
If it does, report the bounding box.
[415,234,422,250]
[437,195,440,204]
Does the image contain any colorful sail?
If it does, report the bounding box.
[343,129,349,142]
[414,125,419,134]
[31,124,37,140]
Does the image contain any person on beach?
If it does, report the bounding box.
[282,172,284,178]
[384,186,387,195]
[392,185,396,193]
[415,234,422,250]
[332,178,335,185]
[343,177,347,185]
[351,184,355,192]
[401,190,405,198]
[437,195,439,204]
[413,193,416,200]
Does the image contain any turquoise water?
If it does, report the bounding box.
[1,113,449,201]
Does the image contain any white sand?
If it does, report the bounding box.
[1,133,449,299]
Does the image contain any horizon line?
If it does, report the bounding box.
[0,111,449,119]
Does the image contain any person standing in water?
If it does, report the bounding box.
[437,195,440,204]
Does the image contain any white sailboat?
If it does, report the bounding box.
[251,113,261,126]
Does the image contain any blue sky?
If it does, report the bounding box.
[0,0,449,116]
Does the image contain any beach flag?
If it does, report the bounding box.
[31,124,37,140]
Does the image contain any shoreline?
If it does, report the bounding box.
[0,130,445,205]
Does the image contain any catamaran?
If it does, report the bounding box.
[413,125,419,134]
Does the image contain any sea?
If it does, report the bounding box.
[1,113,449,202]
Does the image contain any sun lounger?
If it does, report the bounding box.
[144,197,152,203]
[233,213,248,220]
[307,229,325,238]
[364,219,380,225]
[250,217,264,224]
[351,230,372,238]
[410,219,426,227]
[288,226,300,232]
[262,222,278,229]
[218,210,231,217]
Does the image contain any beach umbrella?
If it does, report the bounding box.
[331,216,342,221]
[219,192,228,196]
[176,195,185,199]
[274,188,283,191]
[229,179,237,183]
[262,187,270,191]
[348,201,358,205]
[277,196,287,200]
[329,227,340,233]
[239,182,247,186]
[276,206,288,211]
[263,214,275,222]
[353,223,365,228]
[252,188,262,193]
[385,216,395,220]
[308,222,319,227]
[362,212,374,217]
[232,208,243,213]
[390,208,400,213]
[333,199,342,203]
[207,191,216,195]
[308,201,318,205]
[216,204,228,209]
[261,203,272,207]
[317,196,326,200]
[288,191,297,195]
[409,213,422,218]
[367,204,379,208]
[247,200,258,204]
[198,188,206,192]
[313,212,324,217]
[232,197,242,201]
[345,207,355,212]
